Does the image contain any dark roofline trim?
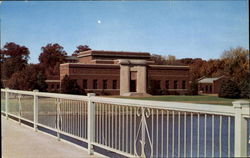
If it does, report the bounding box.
[77,50,151,58]
[68,63,120,69]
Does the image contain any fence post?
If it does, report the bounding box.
[87,93,96,155]
[18,94,22,125]
[56,98,61,141]
[5,88,9,119]
[33,90,39,131]
[233,100,250,157]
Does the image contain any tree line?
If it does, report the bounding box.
[1,42,249,98]
[0,42,90,92]
[151,47,249,98]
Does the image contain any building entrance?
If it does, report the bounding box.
[130,80,136,92]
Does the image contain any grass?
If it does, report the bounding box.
[116,94,249,106]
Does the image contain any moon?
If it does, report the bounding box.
[97,20,101,24]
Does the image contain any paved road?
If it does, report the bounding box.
[1,116,100,158]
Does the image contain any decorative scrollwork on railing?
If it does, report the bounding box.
[134,107,153,158]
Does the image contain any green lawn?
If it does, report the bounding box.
[116,95,249,106]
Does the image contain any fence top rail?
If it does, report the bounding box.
[36,92,89,101]
[91,96,237,116]
[1,89,89,101]
[2,89,34,95]
[2,88,249,116]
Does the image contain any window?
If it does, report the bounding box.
[103,80,108,89]
[51,84,54,89]
[174,80,178,89]
[156,80,161,89]
[210,85,212,92]
[112,80,117,89]
[165,80,169,89]
[182,80,186,89]
[93,80,97,89]
[205,85,208,92]
[57,84,60,89]
[83,79,88,89]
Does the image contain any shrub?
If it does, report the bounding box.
[188,80,198,95]
[61,75,84,95]
[219,80,240,98]
[6,64,47,91]
[238,78,250,99]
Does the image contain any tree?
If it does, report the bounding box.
[219,80,241,99]
[199,59,225,77]
[188,58,206,80]
[166,55,178,65]
[6,64,47,91]
[238,73,250,99]
[151,54,167,65]
[61,75,83,95]
[221,47,249,84]
[39,43,67,76]
[188,80,198,95]
[72,45,91,56]
[36,71,48,92]
[1,42,30,79]
[0,80,3,88]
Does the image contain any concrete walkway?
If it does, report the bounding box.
[1,116,100,158]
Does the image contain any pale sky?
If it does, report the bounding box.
[0,1,249,63]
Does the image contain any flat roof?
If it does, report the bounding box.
[149,65,189,70]
[77,50,151,58]
[198,77,220,83]
[61,63,120,69]
[61,63,189,69]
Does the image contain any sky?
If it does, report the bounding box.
[0,1,249,63]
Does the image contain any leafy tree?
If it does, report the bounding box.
[61,75,84,95]
[72,45,91,56]
[238,73,250,99]
[188,80,198,95]
[199,59,225,77]
[39,43,67,76]
[6,64,47,91]
[0,80,3,88]
[219,80,240,99]
[36,71,48,92]
[151,54,167,65]
[178,58,194,65]
[166,55,178,65]
[1,42,30,79]
[221,47,249,84]
[188,58,206,80]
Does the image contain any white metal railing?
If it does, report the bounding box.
[1,88,250,157]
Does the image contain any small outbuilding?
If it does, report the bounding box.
[198,76,228,94]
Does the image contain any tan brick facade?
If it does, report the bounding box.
[198,76,228,94]
[48,50,190,96]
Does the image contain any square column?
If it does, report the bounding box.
[120,65,130,95]
[136,66,147,93]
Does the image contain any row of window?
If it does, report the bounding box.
[201,85,212,93]
[83,79,118,90]
[50,84,60,89]
[49,80,186,90]
[152,80,186,89]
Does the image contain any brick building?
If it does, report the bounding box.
[198,76,228,94]
[46,56,78,92]
[57,50,190,96]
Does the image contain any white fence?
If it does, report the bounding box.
[1,88,250,157]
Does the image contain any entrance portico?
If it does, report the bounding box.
[119,59,148,96]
